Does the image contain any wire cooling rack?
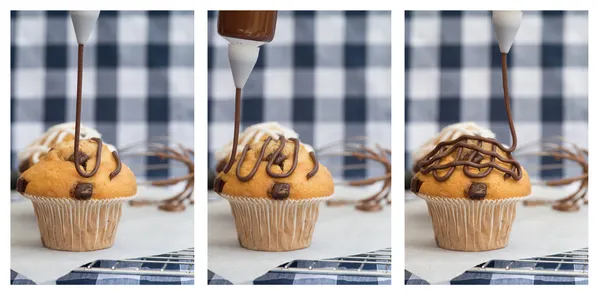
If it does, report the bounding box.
[269,248,391,277]
[466,248,588,277]
[72,248,194,277]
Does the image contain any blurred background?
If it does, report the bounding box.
[405,11,588,181]
[10,11,194,181]
[208,11,391,180]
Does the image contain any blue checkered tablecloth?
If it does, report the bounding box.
[11,10,194,181]
[208,11,391,180]
[405,248,588,285]
[208,249,392,285]
[11,251,194,285]
[405,11,588,180]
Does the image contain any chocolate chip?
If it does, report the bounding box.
[410,177,423,193]
[266,152,287,170]
[467,183,487,200]
[68,151,90,170]
[472,153,484,164]
[270,183,290,200]
[16,177,28,193]
[71,183,93,200]
[213,177,225,193]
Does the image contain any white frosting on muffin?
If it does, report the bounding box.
[18,122,105,164]
[412,122,496,166]
[215,122,314,162]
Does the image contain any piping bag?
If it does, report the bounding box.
[217,11,278,172]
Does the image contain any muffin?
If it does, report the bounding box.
[16,139,137,252]
[214,122,313,173]
[18,122,103,174]
[214,135,334,252]
[411,122,495,173]
[411,140,531,252]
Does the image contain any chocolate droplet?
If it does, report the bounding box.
[72,183,93,200]
[68,151,90,170]
[472,152,484,164]
[213,176,225,193]
[410,177,423,193]
[16,177,29,193]
[266,152,287,170]
[503,173,511,180]
[270,183,290,200]
[467,182,487,200]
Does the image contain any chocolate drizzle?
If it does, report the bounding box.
[224,87,320,182]
[234,135,318,181]
[415,53,522,181]
[109,151,122,180]
[222,88,242,174]
[73,44,122,179]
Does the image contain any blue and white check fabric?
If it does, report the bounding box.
[208,11,391,180]
[405,11,588,180]
[405,248,588,285]
[10,11,194,181]
[11,249,194,285]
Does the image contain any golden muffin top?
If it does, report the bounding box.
[17,139,137,200]
[412,140,531,200]
[214,135,334,200]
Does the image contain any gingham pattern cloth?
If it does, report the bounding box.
[208,11,391,180]
[208,249,391,285]
[11,249,194,285]
[11,11,194,181]
[405,248,588,285]
[405,11,588,180]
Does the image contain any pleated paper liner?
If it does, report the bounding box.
[416,194,530,252]
[218,193,332,252]
[21,194,135,252]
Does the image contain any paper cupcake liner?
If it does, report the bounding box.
[21,194,135,252]
[416,194,529,252]
[218,193,332,252]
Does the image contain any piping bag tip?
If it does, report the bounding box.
[492,10,523,53]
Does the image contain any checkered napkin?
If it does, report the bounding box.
[208,11,391,180]
[405,248,588,285]
[11,249,194,285]
[10,11,194,181]
[405,11,588,180]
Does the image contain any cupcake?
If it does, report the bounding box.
[411,122,495,173]
[16,138,137,252]
[213,135,333,252]
[18,122,104,174]
[411,140,531,252]
[214,122,313,173]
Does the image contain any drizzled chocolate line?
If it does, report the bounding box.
[74,137,103,178]
[109,151,122,180]
[316,138,391,212]
[236,136,272,182]
[415,53,522,181]
[124,142,195,212]
[519,139,588,212]
[307,152,319,179]
[265,137,299,178]
[234,135,318,182]
[73,44,122,179]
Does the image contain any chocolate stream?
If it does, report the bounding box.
[415,53,522,181]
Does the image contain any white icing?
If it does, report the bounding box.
[18,122,104,164]
[215,122,314,162]
[412,122,496,165]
